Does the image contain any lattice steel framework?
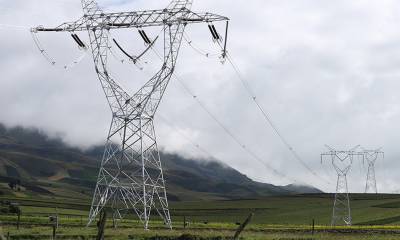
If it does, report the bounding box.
[362,148,384,194]
[321,145,362,226]
[32,0,229,229]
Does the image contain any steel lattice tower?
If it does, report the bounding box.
[32,0,229,229]
[363,149,383,194]
[321,145,362,226]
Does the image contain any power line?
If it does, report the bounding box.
[158,114,296,186]
[174,71,299,183]
[23,10,328,188]
[224,51,332,186]
[108,41,297,183]
[182,32,330,185]
[150,47,300,184]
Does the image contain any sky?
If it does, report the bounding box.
[1,0,400,193]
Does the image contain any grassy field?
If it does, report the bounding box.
[1,193,400,239]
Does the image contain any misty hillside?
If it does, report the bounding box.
[0,124,322,201]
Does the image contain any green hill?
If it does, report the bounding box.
[0,123,321,201]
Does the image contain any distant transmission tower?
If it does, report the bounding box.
[32,0,229,229]
[362,148,383,194]
[321,145,362,226]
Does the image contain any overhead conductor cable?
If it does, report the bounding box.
[178,24,332,186]
[224,51,332,185]
[113,38,135,61]
[202,28,331,185]
[113,35,159,64]
[150,47,308,185]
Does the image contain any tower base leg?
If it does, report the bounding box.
[87,117,172,229]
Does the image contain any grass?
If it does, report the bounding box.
[2,224,400,240]
[2,193,400,239]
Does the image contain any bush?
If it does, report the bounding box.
[0,206,9,214]
[9,205,21,214]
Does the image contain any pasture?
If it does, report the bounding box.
[1,193,400,239]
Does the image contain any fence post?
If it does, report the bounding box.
[96,210,107,240]
[233,213,254,240]
[112,213,116,229]
[312,219,315,235]
[17,212,20,230]
[49,214,58,240]
[52,224,56,240]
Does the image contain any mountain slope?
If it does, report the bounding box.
[0,124,322,201]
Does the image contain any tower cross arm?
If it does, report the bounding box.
[32,9,229,33]
[177,11,229,23]
[32,17,87,33]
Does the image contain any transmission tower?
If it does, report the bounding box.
[321,145,362,226]
[362,148,383,194]
[32,0,229,229]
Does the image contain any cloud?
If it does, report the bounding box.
[1,0,399,193]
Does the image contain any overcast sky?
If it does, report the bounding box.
[1,0,400,193]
